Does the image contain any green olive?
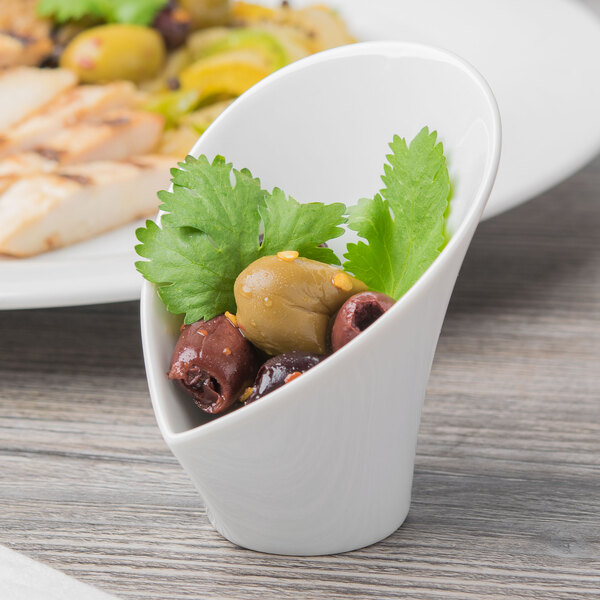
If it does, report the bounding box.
[234,254,367,355]
[60,24,166,83]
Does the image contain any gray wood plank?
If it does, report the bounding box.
[1,156,599,599]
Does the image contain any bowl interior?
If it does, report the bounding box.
[142,42,500,437]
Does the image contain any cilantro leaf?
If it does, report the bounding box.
[158,155,263,272]
[37,0,167,25]
[343,127,451,299]
[135,155,346,323]
[259,188,345,265]
[136,222,235,323]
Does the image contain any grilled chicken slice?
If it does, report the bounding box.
[0,0,53,68]
[28,109,165,166]
[0,152,57,194]
[0,32,52,69]
[0,82,138,157]
[0,108,163,199]
[0,152,57,177]
[0,67,77,131]
[0,156,174,257]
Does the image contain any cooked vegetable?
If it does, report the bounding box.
[179,50,271,100]
[143,88,200,127]
[138,46,193,93]
[231,2,355,53]
[230,1,275,23]
[275,5,356,53]
[180,99,232,133]
[60,24,166,83]
[188,27,289,70]
[234,254,367,355]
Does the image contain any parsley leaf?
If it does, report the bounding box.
[343,127,451,299]
[135,155,346,323]
[37,0,167,25]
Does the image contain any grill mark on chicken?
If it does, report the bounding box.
[32,147,63,161]
[58,173,92,185]
[121,158,153,170]
[0,29,34,45]
[102,116,131,127]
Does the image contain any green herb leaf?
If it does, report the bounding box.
[135,155,346,323]
[259,188,345,265]
[105,0,167,25]
[37,0,167,25]
[343,127,451,299]
[37,0,105,23]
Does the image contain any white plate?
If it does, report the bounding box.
[2,0,599,310]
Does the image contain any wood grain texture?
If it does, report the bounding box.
[1,156,599,599]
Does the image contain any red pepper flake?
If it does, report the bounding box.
[179,323,186,332]
[284,371,302,384]
[198,329,208,336]
[223,347,232,356]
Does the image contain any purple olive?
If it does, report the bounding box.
[168,315,259,414]
[153,1,192,49]
[331,291,395,352]
[246,351,324,404]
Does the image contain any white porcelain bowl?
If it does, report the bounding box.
[140,41,501,555]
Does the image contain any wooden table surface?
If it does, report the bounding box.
[1,155,599,599]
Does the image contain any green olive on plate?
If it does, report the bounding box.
[60,24,166,83]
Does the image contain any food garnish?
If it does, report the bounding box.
[136,128,452,415]
[135,155,346,323]
[343,127,451,298]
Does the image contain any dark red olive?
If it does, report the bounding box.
[153,1,192,49]
[246,351,324,404]
[331,291,395,352]
[168,315,259,414]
